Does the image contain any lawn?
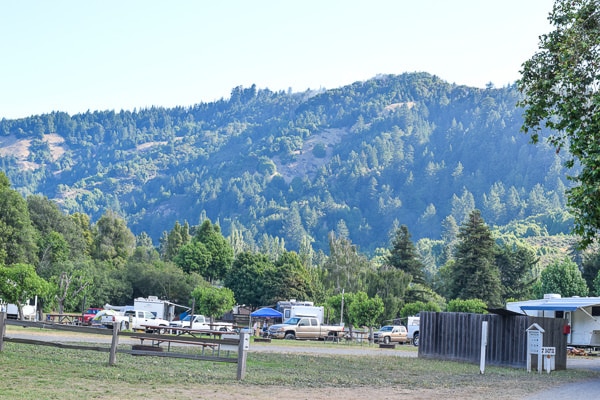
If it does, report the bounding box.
[0,336,595,400]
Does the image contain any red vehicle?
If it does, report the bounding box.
[82,308,103,325]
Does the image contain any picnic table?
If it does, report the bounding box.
[167,326,230,338]
[45,313,83,325]
[131,334,220,355]
[135,325,236,356]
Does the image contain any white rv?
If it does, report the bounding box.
[277,300,325,324]
[133,296,179,321]
[506,294,600,347]
[0,299,36,320]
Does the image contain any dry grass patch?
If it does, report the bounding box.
[0,341,594,400]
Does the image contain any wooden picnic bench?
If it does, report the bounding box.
[324,334,341,343]
[45,313,84,325]
[130,335,220,355]
[166,326,229,339]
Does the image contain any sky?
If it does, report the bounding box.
[0,1,555,120]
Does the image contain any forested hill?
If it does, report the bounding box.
[0,72,572,254]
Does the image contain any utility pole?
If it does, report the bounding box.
[340,288,344,325]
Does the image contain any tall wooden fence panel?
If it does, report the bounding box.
[418,312,567,370]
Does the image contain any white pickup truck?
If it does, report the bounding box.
[169,314,234,333]
[100,309,170,333]
[169,314,210,332]
[406,316,420,346]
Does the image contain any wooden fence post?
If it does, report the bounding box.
[236,331,249,380]
[109,323,120,365]
[0,311,6,352]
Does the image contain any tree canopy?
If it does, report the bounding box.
[0,65,597,323]
[191,285,236,324]
[519,0,600,248]
[0,263,49,318]
[0,172,38,266]
[535,257,589,297]
[193,219,234,283]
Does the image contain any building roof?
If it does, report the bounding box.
[507,296,600,313]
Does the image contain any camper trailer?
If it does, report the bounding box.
[506,294,600,347]
[0,298,37,320]
[276,300,324,324]
[133,296,178,321]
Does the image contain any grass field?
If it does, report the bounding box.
[0,333,596,400]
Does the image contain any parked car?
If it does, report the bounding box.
[90,309,119,328]
[373,325,410,344]
[82,308,103,325]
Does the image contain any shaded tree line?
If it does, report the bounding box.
[0,170,596,327]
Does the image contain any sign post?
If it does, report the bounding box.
[526,323,545,373]
[541,346,556,373]
[237,331,250,380]
[480,321,488,374]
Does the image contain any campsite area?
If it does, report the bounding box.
[1,325,599,400]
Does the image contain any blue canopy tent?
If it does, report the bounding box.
[250,307,283,318]
[250,307,283,337]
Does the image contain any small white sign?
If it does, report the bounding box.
[541,346,555,355]
[526,323,545,374]
[528,331,541,354]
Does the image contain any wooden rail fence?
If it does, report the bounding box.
[0,311,249,380]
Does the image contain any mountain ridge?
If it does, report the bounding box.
[0,72,574,254]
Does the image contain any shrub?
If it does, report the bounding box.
[312,143,327,158]
[447,298,488,314]
[400,301,441,318]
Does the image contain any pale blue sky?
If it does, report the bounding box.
[0,1,554,120]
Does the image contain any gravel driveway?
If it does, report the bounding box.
[523,356,600,400]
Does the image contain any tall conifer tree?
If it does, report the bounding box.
[451,210,502,307]
[387,225,426,285]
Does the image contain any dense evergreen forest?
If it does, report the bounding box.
[0,73,573,255]
[3,72,600,322]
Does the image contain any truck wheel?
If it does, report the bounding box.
[383,336,390,344]
[413,333,419,347]
[121,321,130,331]
[284,333,296,340]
